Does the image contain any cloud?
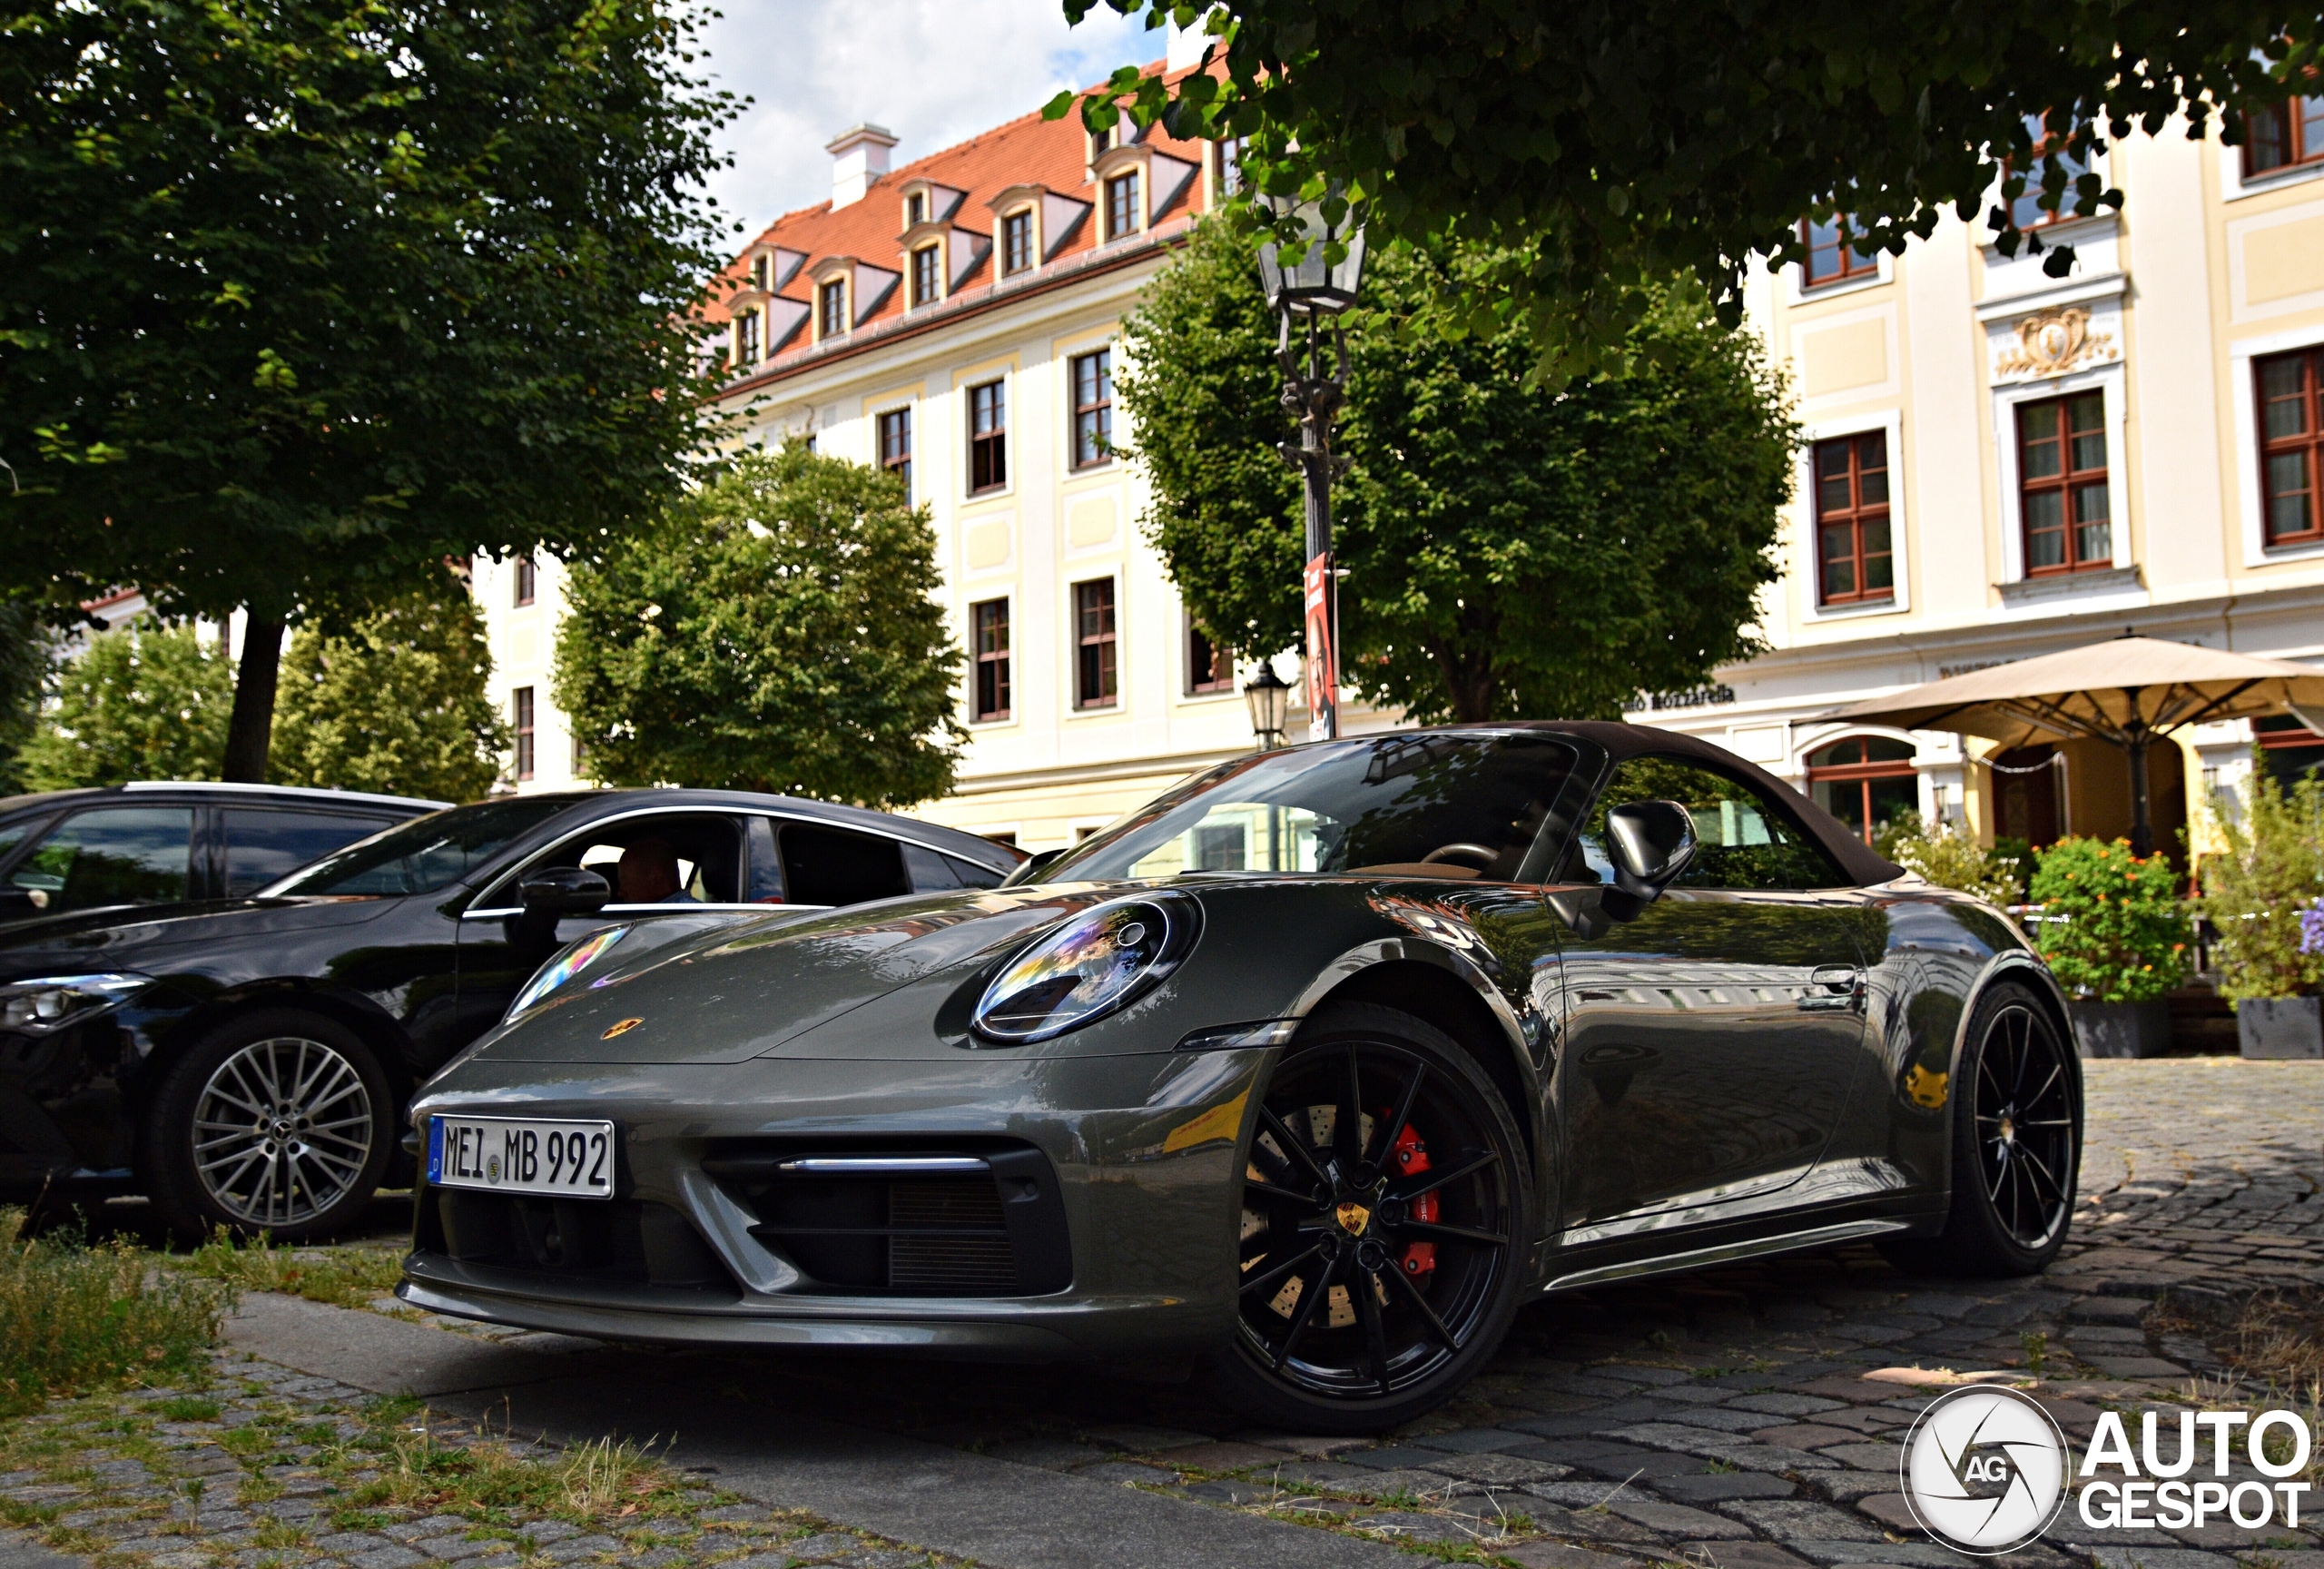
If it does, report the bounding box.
[693,0,1158,241]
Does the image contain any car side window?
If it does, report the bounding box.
[1571,756,1848,892]
[779,824,911,906]
[901,844,1008,893]
[222,809,398,896]
[506,814,748,907]
[11,806,196,912]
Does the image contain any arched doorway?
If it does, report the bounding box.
[1991,745,2064,850]
[1807,736,1919,844]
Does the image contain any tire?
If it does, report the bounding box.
[1208,1002,1534,1434]
[1879,982,2081,1278]
[143,1009,395,1242]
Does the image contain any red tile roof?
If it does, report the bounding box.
[709,64,1219,382]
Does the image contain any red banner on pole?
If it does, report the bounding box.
[1304,551,1337,742]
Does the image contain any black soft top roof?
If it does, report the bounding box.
[1481,720,1907,888]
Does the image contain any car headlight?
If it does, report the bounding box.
[972,893,1199,1043]
[507,927,628,1021]
[0,973,152,1034]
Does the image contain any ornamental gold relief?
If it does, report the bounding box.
[1993,305,2120,379]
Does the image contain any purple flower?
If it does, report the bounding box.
[2301,899,2324,957]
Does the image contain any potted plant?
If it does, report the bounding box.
[2028,836,2190,1058]
[2196,764,2324,1059]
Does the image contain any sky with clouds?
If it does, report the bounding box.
[692,0,1162,242]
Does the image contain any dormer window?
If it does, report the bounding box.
[752,253,772,291]
[907,191,927,226]
[1089,123,1117,162]
[1105,171,1141,239]
[735,308,761,365]
[1002,210,1034,275]
[911,244,940,307]
[818,278,847,340]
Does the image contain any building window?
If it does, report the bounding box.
[512,687,536,782]
[1806,737,1918,844]
[969,380,1007,493]
[818,278,846,339]
[1070,348,1112,468]
[512,556,537,607]
[2245,90,2324,177]
[2017,391,2111,574]
[1812,431,1893,605]
[1187,617,1232,694]
[1214,137,1245,197]
[734,309,760,366]
[2259,347,2324,546]
[751,253,771,291]
[971,598,1011,721]
[1106,171,1141,240]
[907,191,927,225]
[1799,214,1876,287]
[911,244,940,307]
[1074,579,1118,708]
[877,407,912,502]
[2009,113,2094,230]
[1002,210,1034,276]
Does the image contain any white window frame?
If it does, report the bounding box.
[1066,570,1124,716]
[1990,360,2132,586]
[1785,229,1896,304]
[2231,321,2324,563]
[1797,410,1910,621]
[964,592,1017,730]
[963,372,1015,501]
[1065,341,1118,472]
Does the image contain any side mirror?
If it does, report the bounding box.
[0,888,51,917]
[520,866,613,918]
[1601,801,1698,919]
[1000,847,1068,888]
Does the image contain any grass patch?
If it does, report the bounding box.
[144,1396,222,1421]
[0,1208,231,1416]
[347,1416,694,1525]
[178,1229,408,1309]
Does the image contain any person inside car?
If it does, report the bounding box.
[615,838,697,904]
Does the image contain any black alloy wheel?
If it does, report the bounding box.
[1883,981,2080,1278]
[1212,1002,1531,1432]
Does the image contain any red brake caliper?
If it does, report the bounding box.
[1390,1119,1437,1278]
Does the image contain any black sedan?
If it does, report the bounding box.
[0,789,1016,1239]
[403,723,2081,1432]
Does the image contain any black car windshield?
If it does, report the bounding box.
[1047,733,1583,883]
[264,799,569,896]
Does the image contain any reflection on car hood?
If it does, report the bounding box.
[0,896,397,974]
[468,885,1105,1066]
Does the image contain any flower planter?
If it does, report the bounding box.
[2238,997,2324,1061]
[2069,999,2172,1059]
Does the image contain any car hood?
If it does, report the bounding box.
[0,895,398,976]
[464,885,1110,1066]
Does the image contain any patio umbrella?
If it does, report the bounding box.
[1822,635,2324,854]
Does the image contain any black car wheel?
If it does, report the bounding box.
[1212,1002,1532,1433]
[145,1010,394,1241]
[1883,981,2080,1278]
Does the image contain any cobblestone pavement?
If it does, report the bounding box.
[8,1058,2324,1569]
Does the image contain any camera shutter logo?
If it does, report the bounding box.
[1900,1385,2070,1554]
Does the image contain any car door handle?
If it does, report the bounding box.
[1800,965,1864,1011]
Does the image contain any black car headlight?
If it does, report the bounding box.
[506,926,630,1022]
[972,892,1199,1043]
[0,973,153,1034]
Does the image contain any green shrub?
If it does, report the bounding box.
[1884,813,2025,906]
[2029,836,2191,1004]
[0,1210,233,1415]
[2196,761,2324,1004]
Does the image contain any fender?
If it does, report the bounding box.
[1935,949,2078,1207]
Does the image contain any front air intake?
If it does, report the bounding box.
[701,1142,1071,1297]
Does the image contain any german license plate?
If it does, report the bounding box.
[428,1115,615,1199]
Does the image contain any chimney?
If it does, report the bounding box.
[827,123,898,210]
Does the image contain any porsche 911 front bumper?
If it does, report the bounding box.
[399,1046,1270,1360]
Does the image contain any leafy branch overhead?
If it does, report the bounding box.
[1052,0,2321,377]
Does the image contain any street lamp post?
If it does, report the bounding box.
[1242,658,1291,750]
[1256,192,1364,742]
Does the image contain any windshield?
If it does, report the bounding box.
[1047,733,1583,883]
[265,799,570,897]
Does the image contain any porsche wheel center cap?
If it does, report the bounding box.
[1334,1200,1373,1237]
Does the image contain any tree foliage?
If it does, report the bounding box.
[1118,221,1795,723]
[1,0,736,766]
[2198,762,2324,1003]
[0,605,50,794]
[554,446,965,808]
[1060,0,2318,378]
[19,624,234,790]
[271,585,507,804]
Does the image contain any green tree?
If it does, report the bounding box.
[2,0,736,780]
[1059,2,2313,377]
[554,445,965,807]
[2197,762,2324,1003]
[1118,222,1795,722]
[271,585,508,804]
[0,604,50,793]
[18,624,234,789]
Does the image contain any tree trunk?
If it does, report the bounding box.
[222,614,286,783]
